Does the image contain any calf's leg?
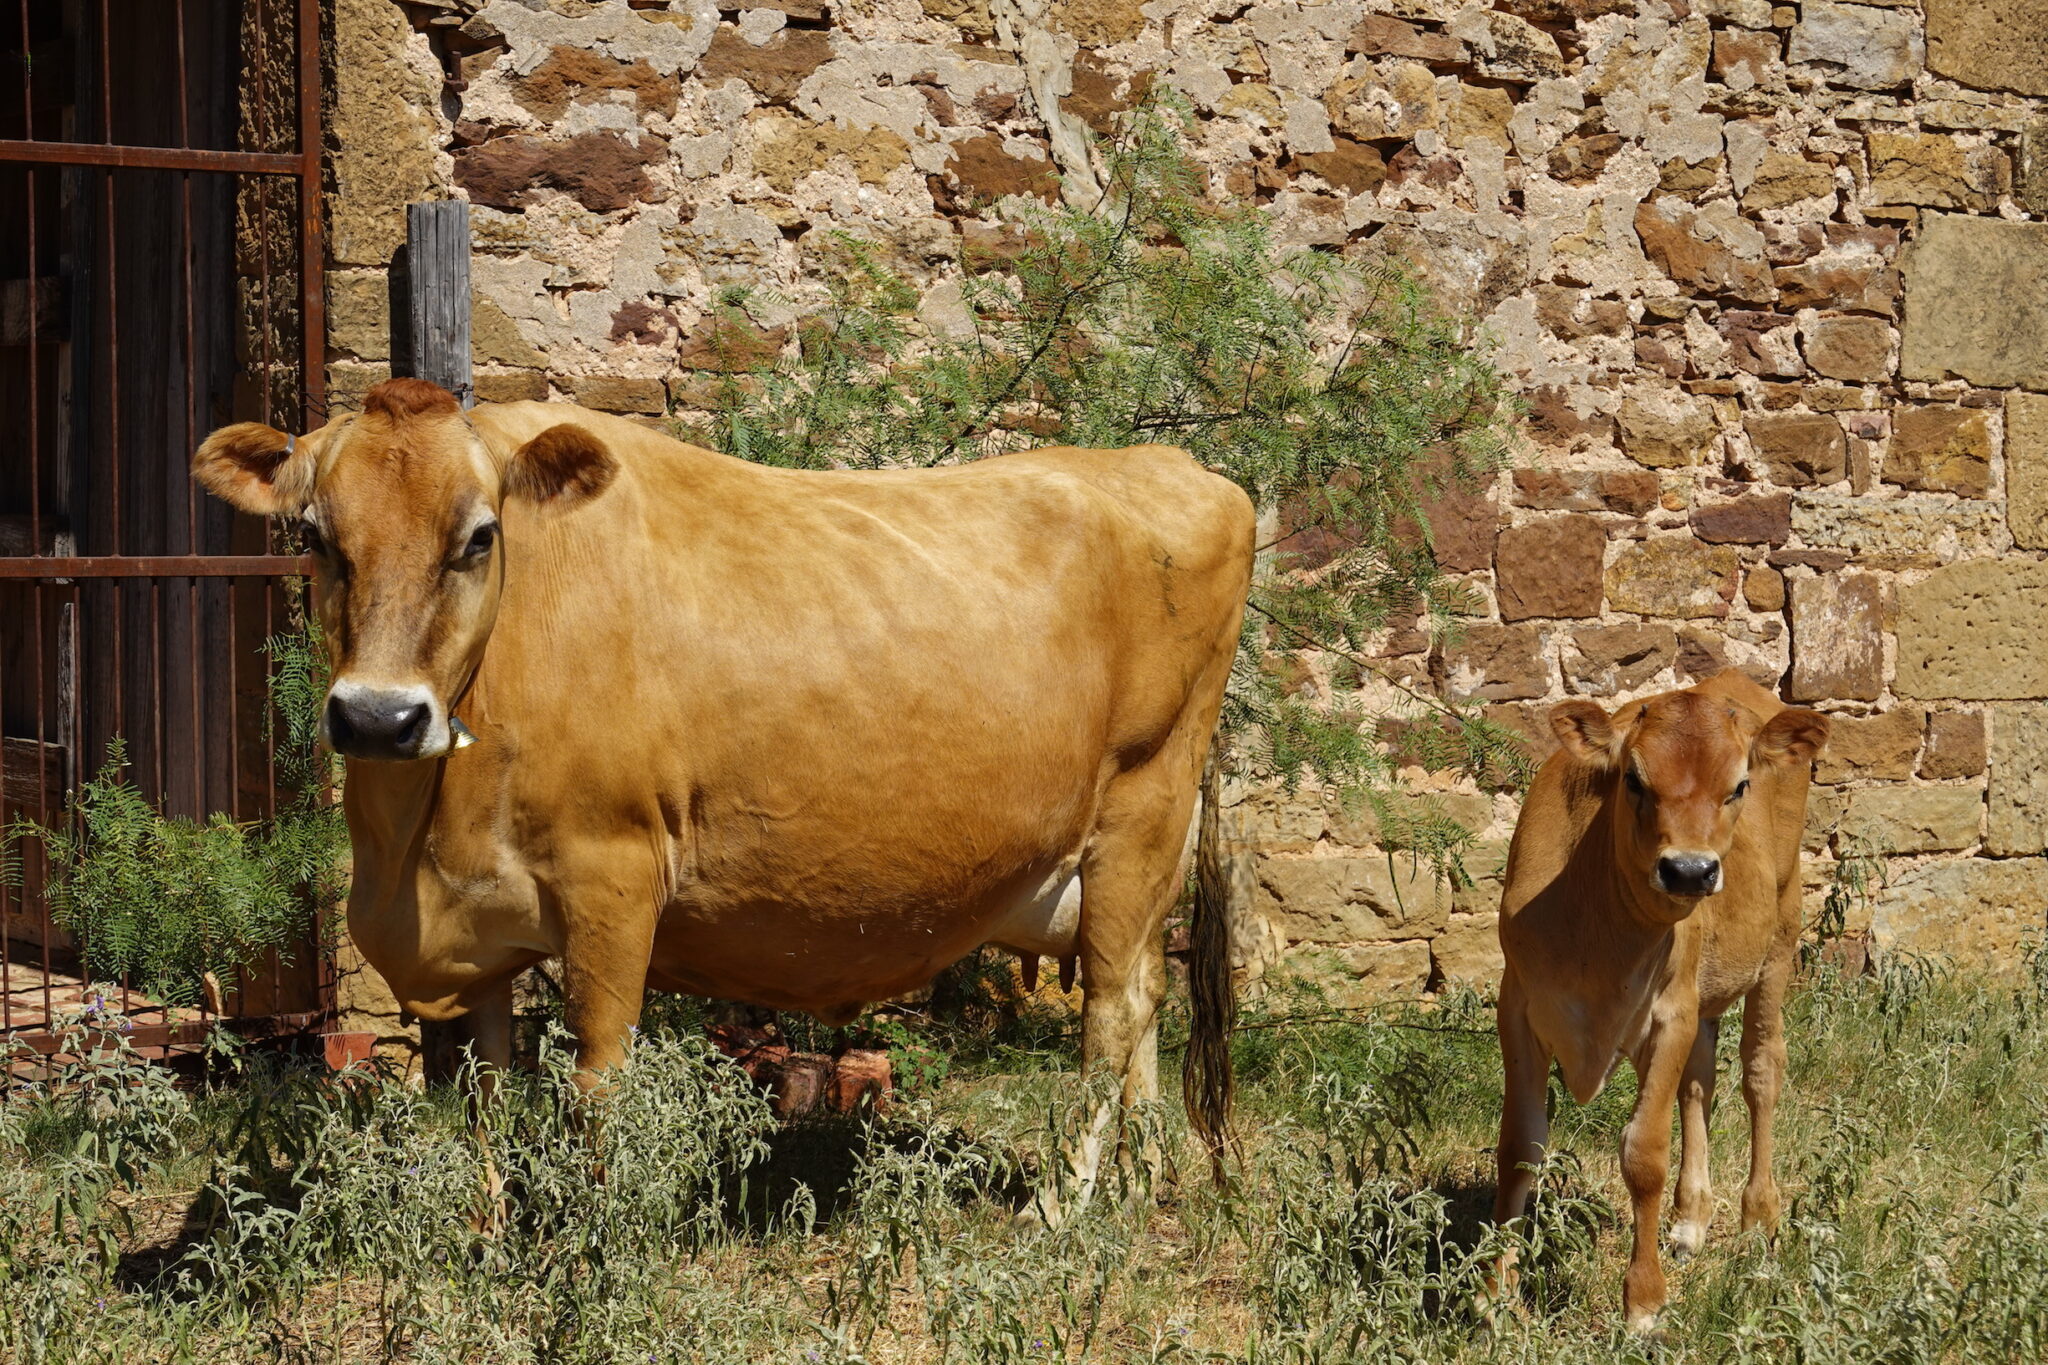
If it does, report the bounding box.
[1669,1015,1720,1258]
[1620,1007,1696,1332]
[1738,956,1792,1236]
[1486,970,1552,1313]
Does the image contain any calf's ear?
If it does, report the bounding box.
[1550,699,1617,765]
[192,422,315,516]
[1754,707,1829,764]
[508,423,617,508]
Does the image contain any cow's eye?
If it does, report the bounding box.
[298,519,328,559]
[458,522,498,564]
[1728,778,1750,803]
[1624,768,1647,798]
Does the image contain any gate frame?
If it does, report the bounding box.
[1,0,333,1062]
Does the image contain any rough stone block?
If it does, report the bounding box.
[1790,492,2002,563]
[1635,199,1774,304]
[1745,564,1786,612]
[569,374,668,414]
[1901,215,2048,391]
[1255,856,1450,943]
[473,368,549,404]
[1564,623,1678,696]
[2007,391,2048,549]
[1787,2,1924,90]
[1923,710,1987,780]
[1896,559,2048,699]
[1510,469,1659,514]
[1692,493,1791,545]
[1801,315,1893,383]
[1348,15,1463,62]
[1742,153,1834,209]
[1989,703,2048,856]
[1325,61,1438,141]
[1276,941,1433,1006]
[1432,913,1504,987]
[699,25,832,103]
[1789,573,1883,701]
[1619,388,1719,468]
[2022,119,2048,215]
[1495,516,1606,621]
[1606,539,1741,619]
[1744,413,1847,486]
[1925,0,2048,97]
[1774,256,1899,315]
[1326,791,1493,851]
[1433,624,1550,702]
[1868,132,2011,210]
[1886,406,1993,498]
[327,270,392,361]
[331,0,441,266]
[1805,785,1844,855]
[1714,29,1780,89]
[1814,707,1923,783]
[1243,792,1327,853]
[454,130,669,214]
[1840,785,1982,854]
[1869,856,2048,967]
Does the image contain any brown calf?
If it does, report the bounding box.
[1491,672,1829,1329]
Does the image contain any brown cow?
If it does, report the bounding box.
[1491,672,1828,1329]
[192,379,1254,1210]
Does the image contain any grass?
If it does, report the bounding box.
[4,953,2047,1364]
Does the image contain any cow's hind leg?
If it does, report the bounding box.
[1036,738,1202,1225]
[1738,955,1792,1237]
[1670,1015,1720,1259]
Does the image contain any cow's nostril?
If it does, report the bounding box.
[390,703,427,751]
[325,695,357,749]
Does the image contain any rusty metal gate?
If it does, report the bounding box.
[1,0,331,1062]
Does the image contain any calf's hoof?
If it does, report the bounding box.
[1667,1219,1707,1260]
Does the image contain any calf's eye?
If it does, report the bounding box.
[1624,768,1646,797]
[1728,778,1750,803]
[459,522,498,564]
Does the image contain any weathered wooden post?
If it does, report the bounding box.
[406,200,475,1082]
[405,199,474,409]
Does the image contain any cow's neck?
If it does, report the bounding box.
[342,757,442,864]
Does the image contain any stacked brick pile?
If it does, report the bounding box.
[324,0,2048,1018]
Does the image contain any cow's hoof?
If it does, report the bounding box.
[1667,1220,1706,1259]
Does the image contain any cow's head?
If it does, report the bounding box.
[1549,690,1828,911]
[191,379,615,760]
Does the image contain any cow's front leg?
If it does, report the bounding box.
[1486,969,1552,1317]
[1739,953,1793,1237]
[556,861,661,1088]
[1620,1004,1697,1332]
[1669,1015,1720,1258]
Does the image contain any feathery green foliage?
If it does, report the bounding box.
[692,94,1531,870]
[6,626,346,1007]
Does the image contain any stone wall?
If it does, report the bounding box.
[327,0,2048,1011]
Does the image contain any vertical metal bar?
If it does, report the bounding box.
[21,3,41,557]
[298,0,324,419]
[150,579,164,805]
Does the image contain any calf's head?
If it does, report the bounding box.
[1550,691,1828,910]
[191,379,615,760]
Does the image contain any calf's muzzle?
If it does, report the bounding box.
[1655,852,1721,897]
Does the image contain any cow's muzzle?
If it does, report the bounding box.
[1654,852,1722,898]
[324,681,444,761]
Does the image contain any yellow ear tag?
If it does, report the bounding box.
[448,715,479,750]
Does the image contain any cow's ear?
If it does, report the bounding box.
[1755,707,1830,764]
[1550,700,1617,766]
[508,423,616,508]
[192,422,315,516]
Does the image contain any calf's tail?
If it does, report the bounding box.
[1182,751,1239,1182]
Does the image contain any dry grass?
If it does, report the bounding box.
[4,951,2047,1363]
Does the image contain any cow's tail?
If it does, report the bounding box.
[1183,749,1239,1183]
